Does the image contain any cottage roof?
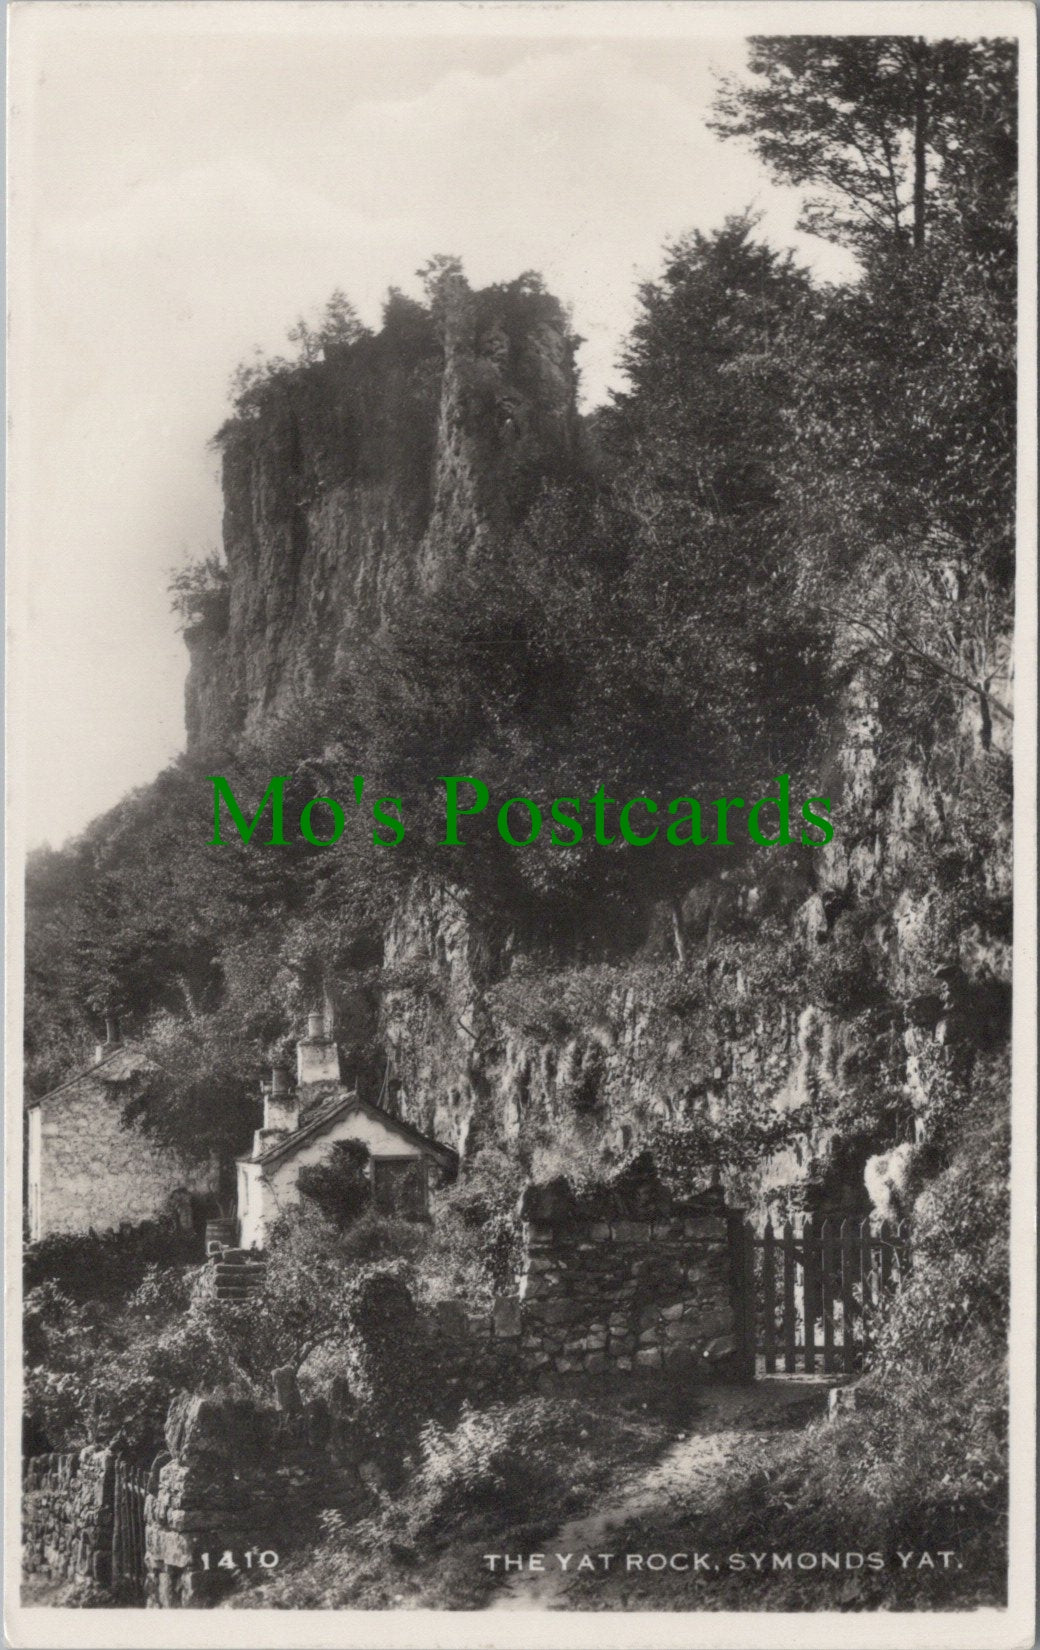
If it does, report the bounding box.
[237,1090,458,1171]
[26,1044,157,1109]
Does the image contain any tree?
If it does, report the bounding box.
[607,213,815,513]
[224,290,372,425]
[128,1008,264,1165]
[712,37,1017,254]
[168,551,228,633]
[287,288,371,362]
[417,253,466,317]
[805,541,1013,750]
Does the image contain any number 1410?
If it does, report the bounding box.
[200,1549,278,1570]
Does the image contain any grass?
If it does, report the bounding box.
[226,1375,703,1610]
[562,1385,1007,1612]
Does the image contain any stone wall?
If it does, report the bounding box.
[145,1386,374,1606]
[24,1168,746,1608]
[31,1054,219,1240]
[512,1164,749,1383]
[23,1385,379,1608]
[22,1447,114,1587]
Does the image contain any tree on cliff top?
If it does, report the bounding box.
[287,288,370,363]
[224,288,373,422]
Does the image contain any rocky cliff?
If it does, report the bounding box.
[186,276,1012,1221]
[366,658,1011,1217]
[185,274,580,750]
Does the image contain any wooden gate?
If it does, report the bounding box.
[111,1456,149,1598]
[732,1216,910,1375]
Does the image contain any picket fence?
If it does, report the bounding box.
[731,1215,911,1375]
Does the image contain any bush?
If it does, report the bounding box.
[405,1399,593,1534]
[296,1139,372,1229]
[168,552,228,633]
[23,1263,215,1458]
[24,1217,201,1304]
[232,1393,665,1609]
[422,1148,526,1306]
[674,1102,1011,1609]
[644,1084,806,1192]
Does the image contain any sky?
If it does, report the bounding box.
[9,2,858,850]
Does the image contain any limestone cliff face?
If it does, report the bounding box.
[185,276,580,749]
[366,618,1011,1218]
[186,279,1010,1218]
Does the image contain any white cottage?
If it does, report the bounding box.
[236,1016,457,1249]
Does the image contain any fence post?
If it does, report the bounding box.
[821,1219,836,1373]
[762,1220,776,1374]
[782,1221,797,1374]
[744,1220,758,1380]
[803,1218,817,1373]
[840,1218,857,1373]
[857,1217,871,1330]
[727,1211,756,1382]
[879,1219,894,1295]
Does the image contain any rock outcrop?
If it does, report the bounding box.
[185,274,580,749]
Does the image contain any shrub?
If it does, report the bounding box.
[168,552,228,633]
[24,1217,201,1304]
[232,1391,667,1609]
[676,1102,1011,1608]
[644,1084,805,1193]
[422,1148,526,1305]
[405,1399,583,1533]
[23,1263,217,1458]
[296,1139,372,1229]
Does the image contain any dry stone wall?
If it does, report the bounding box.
[22,1448,114,1587]
[146,1388,373,1606]
[510,1167,749,1384]
[24,1168,748,1608]
[23,1388,376,1608]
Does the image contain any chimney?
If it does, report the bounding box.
[254,1063,299,1154]
[297,1011,342,1087]
[95,1011,123,1065]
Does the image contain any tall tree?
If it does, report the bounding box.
[712,36,1017,254]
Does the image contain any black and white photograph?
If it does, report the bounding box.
[5,3,1036,1645]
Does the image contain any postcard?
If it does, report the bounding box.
[5,3,1036,1646]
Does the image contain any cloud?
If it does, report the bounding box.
[44,158,404,258]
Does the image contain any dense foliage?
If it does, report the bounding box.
[23,1201,511,1462]
[296,1139,373,1229]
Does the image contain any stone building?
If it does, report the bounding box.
[236,1014,458,1249]
[25,1020,220,1241]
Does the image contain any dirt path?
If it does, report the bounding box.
[491,1380,830,1611]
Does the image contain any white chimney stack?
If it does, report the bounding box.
[297,1012,342,1086]
[254,1064,299,1154]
